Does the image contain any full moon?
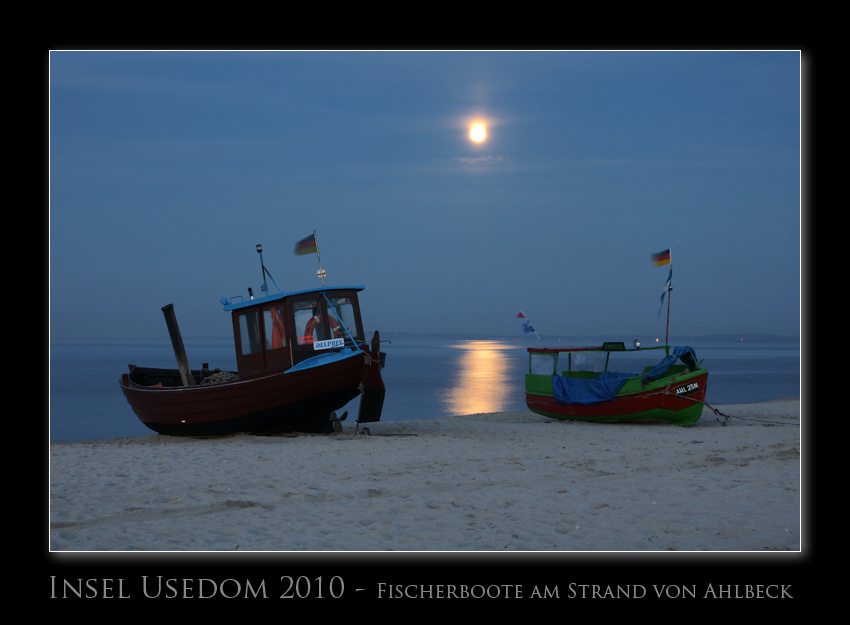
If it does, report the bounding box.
[469,123,487,143]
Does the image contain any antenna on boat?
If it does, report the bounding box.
[256,244,282,295]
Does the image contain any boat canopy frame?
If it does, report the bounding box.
[528,343,671,378]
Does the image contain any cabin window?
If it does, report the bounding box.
[568,352,607,373]
[238,311,261,356]
[294,300,325,345]
[263,304,287,350]
[327,296,360,341]
[529,352,557,375]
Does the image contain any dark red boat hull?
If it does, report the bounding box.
[119,350,374,436]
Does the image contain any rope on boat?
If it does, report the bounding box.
[633,367,791,426]
[707,403,794,427]
[199,370,238,385]
[651,366,792,427]
[658,388,793,427]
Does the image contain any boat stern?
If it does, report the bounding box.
[357,330,386,424]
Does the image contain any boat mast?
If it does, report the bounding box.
[161,304,195,386]
[664,251,673,347]
[652,248,673,348]
[314,230,326,286]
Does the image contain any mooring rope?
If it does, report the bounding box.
[653,366,794,426]
[658,388,794,427]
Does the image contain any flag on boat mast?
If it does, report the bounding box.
[517,311,540,340]
[651,249,671,266]
[295,232,318,255]
[295,230,326,285]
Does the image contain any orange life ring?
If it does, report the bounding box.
[304,314,344,342]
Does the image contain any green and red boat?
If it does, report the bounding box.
[524,341,708,425]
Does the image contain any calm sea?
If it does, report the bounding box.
[48,338,801,443]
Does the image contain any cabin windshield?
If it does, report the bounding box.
[294,299,326,345]
[326,295,361,343]
[293,294,362,346]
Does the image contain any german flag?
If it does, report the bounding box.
[651,249,671,266]
[295,233,318,255]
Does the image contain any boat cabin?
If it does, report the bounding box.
[221,286,367,376]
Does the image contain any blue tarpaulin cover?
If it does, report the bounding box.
[640,346,698,384]
[550,346,700,405]
[552,370,636,405]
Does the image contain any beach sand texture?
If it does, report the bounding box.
[49,399,800,552]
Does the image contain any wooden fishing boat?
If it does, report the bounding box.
[525,342,708,425]
[119,245,385,436]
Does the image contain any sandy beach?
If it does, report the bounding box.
[49,399,800,552]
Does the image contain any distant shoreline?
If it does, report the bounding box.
[379,331,801,344]
[50,332,801,344]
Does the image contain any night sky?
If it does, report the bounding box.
[49,50,801,342]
